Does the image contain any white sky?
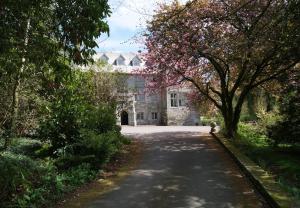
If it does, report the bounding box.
[96,0,187,52]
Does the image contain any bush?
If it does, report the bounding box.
[268,86,300,146]
[0,151,46,207]
[38,85,121,157]
[200,116,220,126]
[268,119,300,146]
[38,69,93,153]
[0,151,99,208]
[83,104,118,134]
[9,138,42,156]
[38,98,83,153]
[256,108,282,135]
[239,114,256,122]
[237,123,269,148]
[80,130,124,165]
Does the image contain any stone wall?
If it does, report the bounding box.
[165,87,200,126]
[116,75,200,126]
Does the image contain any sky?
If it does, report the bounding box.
[96,0,185,53]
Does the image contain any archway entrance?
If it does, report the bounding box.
[121,111,129,125]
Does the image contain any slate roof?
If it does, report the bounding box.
[92,52,144,73]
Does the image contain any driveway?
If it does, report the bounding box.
[87,126,267,208]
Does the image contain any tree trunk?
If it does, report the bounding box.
[222,95,244,139]
[247,92,256,120]
[223,116,239,139]
[5,19,30,149]
[265,92,274,112]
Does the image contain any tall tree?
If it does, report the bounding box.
[0,0,110,148]
[142,0,300,138]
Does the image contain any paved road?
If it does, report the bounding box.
[87,126,266,208]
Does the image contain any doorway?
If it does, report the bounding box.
[121,111,129,125]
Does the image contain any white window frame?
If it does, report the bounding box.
[170,93,178,107]
[178,94,186,107]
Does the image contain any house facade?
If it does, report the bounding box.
[94,52,200,126]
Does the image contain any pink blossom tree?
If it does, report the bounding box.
[142,0,300,138]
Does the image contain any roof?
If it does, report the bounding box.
[93,52,144,73]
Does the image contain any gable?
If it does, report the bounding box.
[130,56,142,66]
[100,54,109,63]
[113,55,126,65]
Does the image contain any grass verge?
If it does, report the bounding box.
[234,123,300,201]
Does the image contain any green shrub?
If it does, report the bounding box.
[0,151,45,207]
[60,163,97,187]
[38,69,93,153]
[38,99,83,153]
[0,150,99,208]
[268,91,300,146]
[235,122,300,201]
[9,138,42,156]
[54,154,96,169]
[83,104,118,134]
[79,129,124,166]
[200,116,220,126]
[268,71,300,146]
[256,108,282,135]
[239,114,255,122]
[268,119,300,146]
[237,123,269,148]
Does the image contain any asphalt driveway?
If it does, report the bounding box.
[84,126,268,208]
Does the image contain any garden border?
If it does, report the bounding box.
[211,132,297,208]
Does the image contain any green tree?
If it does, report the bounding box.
[0,0,111,148]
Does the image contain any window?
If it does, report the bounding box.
[113,55,125,65]
[170,93,178,107]
[151,112,158,120]
[136,112,144,120]
[150,94,158,102]
[135,77,145,88]
[130,60,139,66]
[130,56,142,66]
[178,94,186,106]
[100,54,109,63]
[134,94,145,102]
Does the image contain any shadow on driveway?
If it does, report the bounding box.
[87,131,267,208]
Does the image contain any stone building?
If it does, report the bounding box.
[94,52,200,126]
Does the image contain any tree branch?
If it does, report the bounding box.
[251,62,298,89]
[174,69,222,109]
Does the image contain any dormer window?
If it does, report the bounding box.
[130,56,142,66]
[113,55,125,65]
[99,54,109,63]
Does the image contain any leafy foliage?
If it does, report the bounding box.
[268,71,300,145]
[38,67,90,151]
[0,1,131,207]
[0,0,111,146]
[83,104,119,134]
[256,108,282,135]
[0,151,98,208]
[235,122,300,201]
[79,129,125,165]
